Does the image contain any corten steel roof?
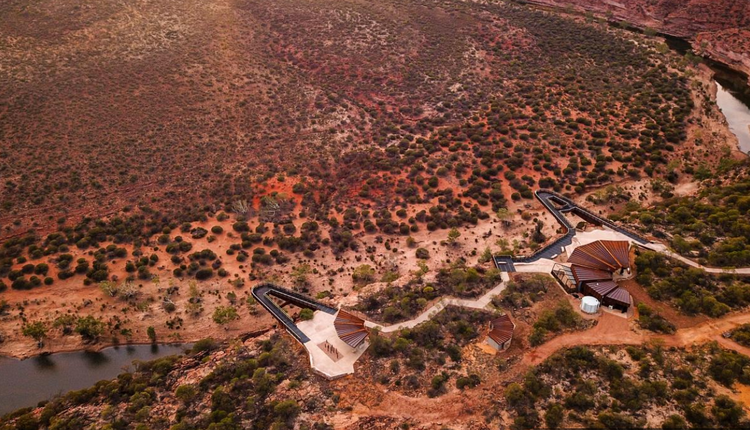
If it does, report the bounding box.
[604,287,632,306]
[584,281,618,299]
[567,240,630,272]
[488,314,515,345]
[334,309,369,348]
[571,265,613,285]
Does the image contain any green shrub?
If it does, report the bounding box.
[299,308,314,321]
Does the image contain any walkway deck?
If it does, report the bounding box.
[253,273,510,379]
[365,272,510,333]
[494,189,651,270]
[251,283,336,343]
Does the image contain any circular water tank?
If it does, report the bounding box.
[580,296,600,314]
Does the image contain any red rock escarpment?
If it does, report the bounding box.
[524,0,750,38]
[696,28,750,81]
[524,0,750,79]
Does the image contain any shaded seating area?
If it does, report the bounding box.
[602,287,632,312]
[334,310,369,348]
[487,314,515,351]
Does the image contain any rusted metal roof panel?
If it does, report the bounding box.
[571,265,612,284]
[600,240,630,267]
[584,280,618,299]
[604,287,631,306]
[488,314,514,345]
[334,309,369,348]
[568,240,630,272]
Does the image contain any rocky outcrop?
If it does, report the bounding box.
[524,0,750,80]
[696,29,750,82]
[524,0,750,37]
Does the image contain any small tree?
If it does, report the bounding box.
[147,326,157,343]
[545,403,565,428]
[479,247,493,263]
[352,264,376,285]
[99,280,118,297]
[22,321,48,346]
[447,228,461,246]
[212,306,239,325]
[75,316,105,341]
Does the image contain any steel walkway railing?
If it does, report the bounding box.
[493,189,649,270]
[252,283,337,344]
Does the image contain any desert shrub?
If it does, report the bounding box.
[635,250,746,317]
[529,301,584,346]
[729,324,750,347]
[212,306,239,325]
[637,303,675,334]
[352,264,376,284]
[75,316,105,341]
[499,274,552,308]
[195,268,214,280]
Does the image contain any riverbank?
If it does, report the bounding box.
[0,342,192,415]
[0,320,274,360]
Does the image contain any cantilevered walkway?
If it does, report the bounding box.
[252,275,510,379]
[494,189,649,271]
[251,283,337,343]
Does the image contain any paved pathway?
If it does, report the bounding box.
[496,189,750,276]
[641,243,750,275]
[365,272,510,333]
[255,273,511,379]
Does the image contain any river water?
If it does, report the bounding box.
[0,343,190,416]
[664,36,750,154]
[716,81,750,154]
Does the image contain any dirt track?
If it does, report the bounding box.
[523,309,750,366]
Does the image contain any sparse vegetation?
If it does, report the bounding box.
[357,261,501,323]
[506,343,750,429]
[528,301,588,346]
[635,250,750,317]
[637,303,676,333]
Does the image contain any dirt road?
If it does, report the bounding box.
[523,309,750,366]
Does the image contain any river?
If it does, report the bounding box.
[664,36,750,154]
[0,343,190,416]
[716,81,750,154]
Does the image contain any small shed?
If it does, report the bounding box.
[487,314,515,351]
